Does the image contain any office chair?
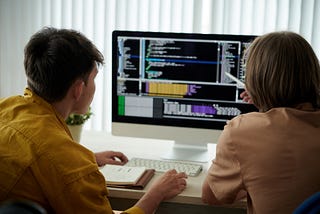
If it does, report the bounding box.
[293,192,320,214]
[0,200,47,214]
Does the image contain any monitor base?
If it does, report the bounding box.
[161,145,209,163]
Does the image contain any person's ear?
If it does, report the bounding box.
[73,79,85,101]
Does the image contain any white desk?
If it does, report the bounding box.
[80,130,246,214]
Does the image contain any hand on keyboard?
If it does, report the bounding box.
[126,157,203,176]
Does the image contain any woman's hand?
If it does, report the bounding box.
[240,90,253,104]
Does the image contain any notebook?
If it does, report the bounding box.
[99,165,155,190]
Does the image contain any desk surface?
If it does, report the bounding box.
[80,130,246,212]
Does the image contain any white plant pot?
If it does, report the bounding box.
[67,125,83,143]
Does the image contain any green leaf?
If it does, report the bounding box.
[65,108,93,125]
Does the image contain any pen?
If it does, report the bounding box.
[225,72,245,88]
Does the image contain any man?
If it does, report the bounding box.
[0,27,187,214]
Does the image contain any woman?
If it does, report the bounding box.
[202,31,320,213]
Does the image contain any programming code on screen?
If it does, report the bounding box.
[113,31,257,129]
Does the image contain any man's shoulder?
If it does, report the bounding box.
[0,95,24,110]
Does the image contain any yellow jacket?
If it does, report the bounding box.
[0,88,143,214]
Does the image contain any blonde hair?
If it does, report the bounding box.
[245,31,320,112]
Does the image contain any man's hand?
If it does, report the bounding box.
[95,151,128,166]
[134,169,187,214]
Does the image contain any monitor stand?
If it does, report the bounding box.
[161,144,209,163]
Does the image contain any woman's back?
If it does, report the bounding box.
[220,104,320,213]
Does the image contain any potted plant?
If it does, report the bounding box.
[65,108,92,142]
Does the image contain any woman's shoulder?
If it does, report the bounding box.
[227,111,268,129]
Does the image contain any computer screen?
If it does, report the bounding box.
[112,30,258,162]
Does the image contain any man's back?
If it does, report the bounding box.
[0,90,112,213]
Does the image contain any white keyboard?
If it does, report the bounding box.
[126,157,203,177]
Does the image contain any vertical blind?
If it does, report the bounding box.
[1,0,319,132]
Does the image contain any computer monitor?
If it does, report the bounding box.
[112,30,258,162]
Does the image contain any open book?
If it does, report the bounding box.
[99,165,155,190]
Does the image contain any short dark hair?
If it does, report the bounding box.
[245,31,320,112]
[24,27,104,102]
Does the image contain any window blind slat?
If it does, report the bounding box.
[311,0,320,58]
[1,0,319,132]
